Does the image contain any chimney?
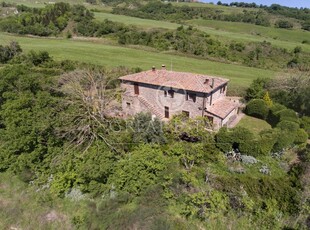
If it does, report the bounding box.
[204,78,210,85]
[211,78,215,88]
[152,66,156,72]
[161,64,166,70]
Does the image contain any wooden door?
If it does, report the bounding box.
[164,106,169,118]
[134,83,139,95]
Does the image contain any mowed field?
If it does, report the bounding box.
[2,0,84,7]
[94,12,310,52]
[94,12,181,30]
[237,115,272,135]
[1,33,276,89]
[189,19,310,51]
[4,1,309,52]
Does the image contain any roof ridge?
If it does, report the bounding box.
[119,70,229,94]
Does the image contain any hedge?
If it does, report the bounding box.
[245,99,269,120]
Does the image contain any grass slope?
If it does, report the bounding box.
[2,0,85,7]
[94,12,181,30]
[189,19,310,52]
[93,12,310,52]
[1,33,276,89]
[0,173,84,229]
[237,115,272,135]
[171,2,259,13]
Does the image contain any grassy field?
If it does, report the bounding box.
[189,19,310,49]
[1,33,276,89]
[94,12,181,30]
[3,0,85,7]
[171,2,259,14]
[237,115,272,135]
[92,12,310,52]
[4,1,309,52]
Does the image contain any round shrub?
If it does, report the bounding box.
[245,99,269,120]
[215,128,234,152]
[272,129,295,152]
[239,139,261,156]
[276,120,299,132]
[258,135,276,155]
[300,116,310,136]
[216,127,255,154]
[267,103,287,126]
[294,129,308,144]
[277,109,299,123]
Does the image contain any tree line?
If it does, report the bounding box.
[0,2,94,36]
[1,3,309,71]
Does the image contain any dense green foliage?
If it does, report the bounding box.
[113,2,271,26]
[0,3,93,36]
[112,1,310,31]
[275,19,294,29]
[218,2,310,24]
[245,99,269,119]
[0,3,309,227]
[0,67,307,228]
[241,82,309,153]
[75,18,310,70]
[0,41,22,63]
[246,74,310,116]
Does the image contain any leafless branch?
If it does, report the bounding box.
[56,69,119,153]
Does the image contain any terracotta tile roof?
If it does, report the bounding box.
[119,70,229,94]
[207,98,238,119]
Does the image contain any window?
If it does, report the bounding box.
[168,89,174,98]
[164,88,174,98]
[164,106,169,118]
[134,83,139,95]
[186,93,196,102]
[126,102,131,108]
[205,115,213,123]
[182,110,190,117]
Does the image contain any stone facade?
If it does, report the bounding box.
[120,69,239,129]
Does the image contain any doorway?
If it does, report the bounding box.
[164,106,169,118]
[134,83,139,95]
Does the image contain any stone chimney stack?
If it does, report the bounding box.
[211,78,215,88]
[152,66,156,72]
[161,64,166,70]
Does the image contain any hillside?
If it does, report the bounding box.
[0,1,309,229]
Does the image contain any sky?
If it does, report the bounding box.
[202,0,310,8]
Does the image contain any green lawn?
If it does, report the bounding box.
[171,2,259,14]
[94,12,181,30]
[4,1,309,53]
[237,115,272,135]
[190,19,310,49]
[1,33,276,89]
[2,0,85,7]
[93,13,310,52]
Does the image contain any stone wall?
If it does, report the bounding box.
[121,81,233,130]
[121,81,209,119]
[205,84,227,108]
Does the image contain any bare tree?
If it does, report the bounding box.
[57,69,119,153]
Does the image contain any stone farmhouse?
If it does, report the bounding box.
[119,66,240,129]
